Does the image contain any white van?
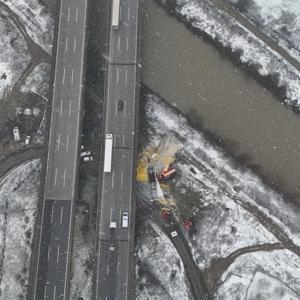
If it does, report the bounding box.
[122,212,129,228]
[25,135,31,145]
[13,127,21,142]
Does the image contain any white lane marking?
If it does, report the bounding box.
[47,245,51,262]
[71,69,74,84]
[65,37,68,53]
[66,134,69,151]
[50,204,54,224]
[123,100,126,117]
[57,133,61,150]
[54,167,58,186]
[67,6,70,21]
[119,6,122,20]
[122,135,125,147]
[68,101,72,117]
[118,36,121,52]
[126,36,129,51]
[73,36,77,53]
[62,168,66,188]
[56,246,60,263]
[116,68,119,85]
[121,169,123,188]
[110,208,113,221]
[60,100,63,117]
[115,100,118,116]
[53,285,56,300]
[112,170,115,188]
[60,206,64,224]
[127,7,130,20]
[125,69,128,84]
[106,266,109,275]
[43,285,47,300]
[75,7,79,22]
[119,208,122,223]
[62,68,66,85]
[113,135,116,147]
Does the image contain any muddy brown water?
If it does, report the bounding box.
[140,0,300,199]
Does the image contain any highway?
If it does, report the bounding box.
[95,0,139,299]
[32,0,88,299]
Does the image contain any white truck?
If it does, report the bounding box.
[104,134,113,173]
[111,0,120,29]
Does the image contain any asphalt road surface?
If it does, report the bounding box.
[33,0,88,299]
[96,0,139,299]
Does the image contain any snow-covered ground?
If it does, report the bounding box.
[227,0,300,63]
[0,10,30,98]
[0,159,40,299]
[1,0,54,54]
[21,63,51,97]
[172,0,300,109]
[142,91,300,299]
[136,220,193,300]
[216,250,300,299]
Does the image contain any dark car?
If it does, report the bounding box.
[117,99,124,111]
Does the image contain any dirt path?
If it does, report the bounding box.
[137,189,210,300]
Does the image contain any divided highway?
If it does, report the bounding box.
[32,0,88,299]
[96,0,139,299]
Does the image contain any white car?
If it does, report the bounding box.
[83,156,93,162]
[122,212,129,228]
[170,231,178,238]
[25,135,31,145]
[80,151,91,157]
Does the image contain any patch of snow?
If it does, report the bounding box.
[174,0,300,108]
[0,159,41,299]
[0,11,30,98]
[21,63,51,97]
[215,250,300,299]
[246,271,298,300]
[227,0,300,62]
[2,0,54,54]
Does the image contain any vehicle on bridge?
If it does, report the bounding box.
[111,0,120,29]
[104,134,113,173]
[108,222,117,267]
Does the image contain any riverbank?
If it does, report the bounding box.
[140,0,300,201]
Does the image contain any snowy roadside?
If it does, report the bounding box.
[142,90,300,298]
[136,219,193,300]
[168,0,300,109]
[0,159,40,299]
[226,0,300,63]
[69,177,97,300]
[0,0,54,54]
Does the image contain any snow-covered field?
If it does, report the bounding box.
[1,0,53,54]
[227,0,300,63]
[142,91,300,299]
[171,0,300,109]
[0,10,30,97]
[136,220,193,300]
[0,159,40,299]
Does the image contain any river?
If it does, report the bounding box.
[140,0,300,199]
